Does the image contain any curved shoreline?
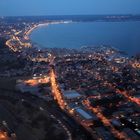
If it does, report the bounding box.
[5,20,73,51]
[6,20,139,56]
[28,22,140,56]
[26,21,73,40]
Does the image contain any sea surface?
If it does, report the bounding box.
[30,21,140,55]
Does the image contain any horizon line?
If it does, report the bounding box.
[1,14,140,18]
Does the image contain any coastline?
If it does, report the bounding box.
[29,21,140,56]
[26,20,73,40]
[5,20,140,56]
[5,20,73,51]
[25,23,49,39]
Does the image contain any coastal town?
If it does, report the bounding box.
[0,16,140,140]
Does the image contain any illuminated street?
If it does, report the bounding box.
[83,100,130,139]
[0,13,140,140]
[50,69,66,110]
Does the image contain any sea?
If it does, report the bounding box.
[30,21,140,56]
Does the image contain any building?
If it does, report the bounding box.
[63,90,82,100]
[74,107,94,126]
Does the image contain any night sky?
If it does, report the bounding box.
[0,0,140,16]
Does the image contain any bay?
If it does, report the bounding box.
[30,21,140,55]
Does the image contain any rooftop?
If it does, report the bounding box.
[76,108,93,120]
[63,90,82,99]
